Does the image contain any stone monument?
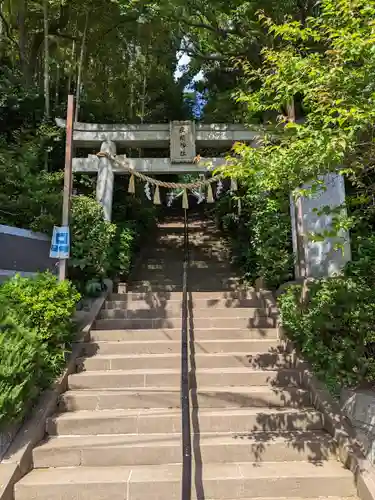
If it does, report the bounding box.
[290,173,351,278]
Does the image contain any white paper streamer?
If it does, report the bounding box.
[144,182,152,201]
[216,179,224,197]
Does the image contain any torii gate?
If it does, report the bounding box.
[55,119,259,221]
[56,118,351,279]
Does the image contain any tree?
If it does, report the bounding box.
[123,0,319,121]
[221,0,375,197]
[0,0,190,231]
[43,0,50,119]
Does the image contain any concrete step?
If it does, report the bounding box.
[68,368,303,390]
[129,276,243,285]
[111,291,183,300]
[146,241,226,248]
[76,352,301,372]
[134,274,241,284]
[131,274,243,285]
[104,296,264,310]
[145,247,228,256]
[99,307,276,321]
[110,290,258,301]
[157,222,218,229]
[47,408,323,436]
[59,386,311,412]
[128,281,250,293]
[15,461,357,500]
[147,240,226,248]
[139,260,231,269]
[134,268,234,277]
[157,225,214,233]
[80,339,282,356]
[33,431,336,468]
[143,252,229,262]
[89,328,279,342]
[93,315,277,330]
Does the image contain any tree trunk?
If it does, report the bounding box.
[75,10,89,123]
[18,0,28,81]
[128,43,136,120]
[43,0,50,120]
[140,58,147,124]
[138,53,147,158]
[287,99,295,122]
[0,1,3,38]
[55,41,60,107]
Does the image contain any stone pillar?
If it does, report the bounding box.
[290,173,351,278]
[96,141,115,221]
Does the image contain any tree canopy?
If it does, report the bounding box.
[1,0,375,234]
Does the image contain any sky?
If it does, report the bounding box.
[174,51,206,118]
[174,52,204,83]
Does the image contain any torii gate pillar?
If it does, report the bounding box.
[96,141,116,221]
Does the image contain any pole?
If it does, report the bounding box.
[59,94,74,281]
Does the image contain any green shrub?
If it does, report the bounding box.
[345,235,375,289]
[110,193,157,280]
[0,272,80,351]
[109,223,136,279]
[70,196,116,287]
[0,272,80,426]
[0,306,45,424]
[215,190,294,288]
[249,193,294,288]
[112,195,157,244]
[70,194,157,291]
[278,235,375,393]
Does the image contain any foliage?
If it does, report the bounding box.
[110,189,158,279]
[0,272,80,426]
[70,193,157,289]
[278,236,375,393]
[345,236,375,289]
[0,130,63,233]
[211,0,375,391]
[222,0,375,197]
[0,308,45,425]
[216,189,293,289]
[0,67,44,138]
[0,0,190,124]
[0,272,80,352]
[127,0,319,122]
[0,64,65,232]
[112,188,158,241]
[110,223,137,279]
[70,196,116,289]
[0,0,190,240]
[242,190,293,288]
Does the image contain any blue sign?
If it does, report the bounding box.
[50,226,70,259]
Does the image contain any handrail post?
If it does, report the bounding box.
[181,208,192,500]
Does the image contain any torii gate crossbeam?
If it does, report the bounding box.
[55,119,261,220]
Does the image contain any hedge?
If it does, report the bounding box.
[0,272,80,427]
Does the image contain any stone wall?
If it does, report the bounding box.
[340,388,375,465]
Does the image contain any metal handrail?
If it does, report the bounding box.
[181,209,192,500]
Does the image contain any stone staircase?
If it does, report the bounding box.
[15,219,358,500]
